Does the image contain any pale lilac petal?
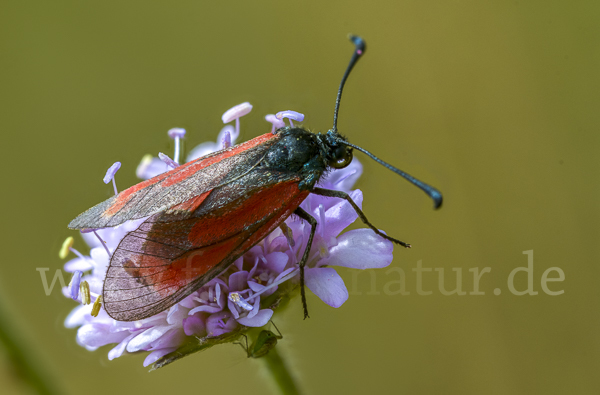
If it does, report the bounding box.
[183,314,206,336]
[77,324,130,348]
[321,190,363,237]
[64,304,93,328]
[166,304,186,325]
[228,271,248,292]
[237,309,273,327]
[189,305,222,315]
[320,229,394,269]
[178,293,198,309]
[136,155,168,179]
[227,299,240,319]
[108,332,138,360]
[305,267,348,308]
[206,312,238,337]
[247,281,265,293]
[215,283,222,308]
[126,325,172,352]
[321,159,363,192]
[143,347,177,367]
[264,252,288,274]
[233,256,244,271]
[89,247,110,275]
[151,328,185,350]
[247,257,260,278]
[247,296,260,318]
[64,257,94,272]
[186,142,219,162]
[222,102,252,123]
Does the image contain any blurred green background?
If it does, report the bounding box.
[1,0,599,394]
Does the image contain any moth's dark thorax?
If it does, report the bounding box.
[262,128,327,189]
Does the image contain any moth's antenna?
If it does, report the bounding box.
[339,141,443,209]
[332,35,366,133]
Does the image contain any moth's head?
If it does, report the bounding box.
[323,129,353,169]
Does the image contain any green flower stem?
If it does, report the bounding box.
[262,347,301,395]
[0,301,60,395]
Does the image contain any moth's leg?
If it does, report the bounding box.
[311,187,411,248]
[293,207,317,319]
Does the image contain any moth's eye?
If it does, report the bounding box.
[329,146,353,169]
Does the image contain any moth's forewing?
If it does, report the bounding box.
[103,176,309,321]
[68,132,278,230]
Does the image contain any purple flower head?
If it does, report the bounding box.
[61,104,394,369]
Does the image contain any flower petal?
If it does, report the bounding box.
[64,257,94,273]
[237,309,273,327]
[228,271,248,292]
[321,158,363,192]
[321,190,363,237]
[143,347,177,367]
[264,252,288,274]
[183,314,206,336]
[126,325,172,352]
[64,304,93,328]
[305,267,348,308]
[321,228,394,269]
[206,311,238,337]
[108,332,138,360]
[166,304,186,325]
[186,142,219,162]
[189,305,222,315]
[77,324,129,348]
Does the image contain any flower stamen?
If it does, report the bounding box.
[275,110,305,128]
[279,222,295,249]
[91,295,102,317]
[68,271,82,300]
[265,114,285,134]
[92,230,112,258]
[222,102,253,139]
[59,237,74,259]
[103,162,121,195]
[158,152,179,168]
[228,292,253,311]
[221,131,232,149]
[80,281,91,305]
[167,128,186,164]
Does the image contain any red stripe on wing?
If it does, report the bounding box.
[103,132,277,218]
[161,133,275,187]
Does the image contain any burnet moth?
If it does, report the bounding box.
[68,35,442,322]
